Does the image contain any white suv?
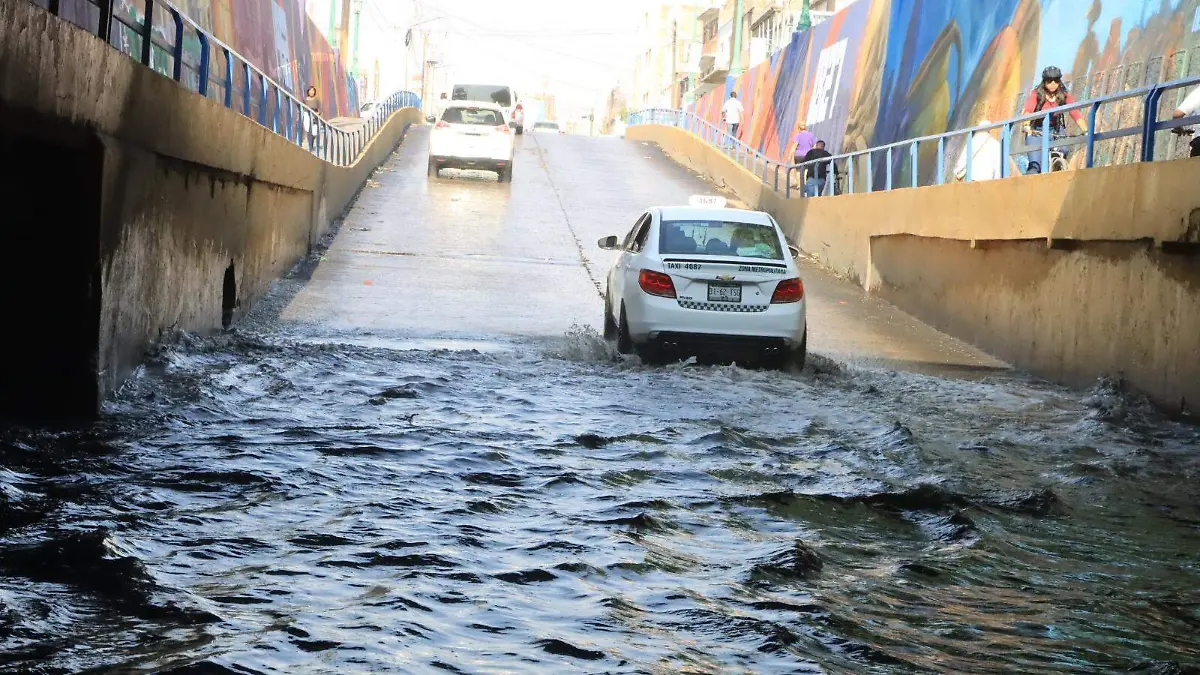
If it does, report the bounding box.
[427,101,516,182]
[450,84,523,134]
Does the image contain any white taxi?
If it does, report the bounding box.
[598,196,806,368]
[428,101,516,182]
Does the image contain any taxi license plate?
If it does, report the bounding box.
[707,283,742,303]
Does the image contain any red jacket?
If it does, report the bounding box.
[1023,87,1084,127]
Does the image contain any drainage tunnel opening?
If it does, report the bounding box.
[222,262,236,330]
[0,112,103,421]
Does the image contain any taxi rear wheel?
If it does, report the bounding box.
[616,306,634,355]
[765,330,807,371]
[427,158,439,177]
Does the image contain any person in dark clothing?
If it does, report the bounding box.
[800,141,836,197]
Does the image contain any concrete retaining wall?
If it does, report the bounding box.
[0,0,422,417]
[627,123,1200,414]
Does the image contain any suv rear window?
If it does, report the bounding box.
[451,85,513,108]
[659,220,784,260]
[442,107,504,126]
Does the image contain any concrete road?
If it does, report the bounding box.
[279,127,1007,375]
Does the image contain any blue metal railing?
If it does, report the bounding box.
[629,75,1200,199]
[32,0,421,167]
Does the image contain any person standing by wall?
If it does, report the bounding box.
[800,140,835,197]
[721,92,744,147]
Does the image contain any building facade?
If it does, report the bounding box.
[631,1,711,110]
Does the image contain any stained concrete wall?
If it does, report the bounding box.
[0,0,422,417]
[627,124,1200,414]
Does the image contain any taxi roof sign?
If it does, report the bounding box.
[688,195,727,208]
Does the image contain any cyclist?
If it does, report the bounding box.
[1171,86,1200,158]
[1021,66,1089,173]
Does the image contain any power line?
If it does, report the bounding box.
[405,0,631,70]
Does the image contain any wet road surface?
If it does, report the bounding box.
[2,130,1198,674]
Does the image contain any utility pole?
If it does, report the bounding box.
[730,0,745,76]
[671,17,679,109]
[328,0,338,49]
[373,57,380,100]
[420,32,429,114]
[796,0,813,32]
[350,0,363,75]
[337,0,352,64]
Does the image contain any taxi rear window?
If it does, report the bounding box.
[659,220,784,260]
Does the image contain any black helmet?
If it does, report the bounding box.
[1042,66,1063,81]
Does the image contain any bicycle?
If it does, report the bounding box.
[1171,125,1198,158]
[1025,129,1075,173]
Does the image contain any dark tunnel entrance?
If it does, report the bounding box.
[222,262,236,330]
[0,106,103,422]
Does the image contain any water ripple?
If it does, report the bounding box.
[1,329,1198,673]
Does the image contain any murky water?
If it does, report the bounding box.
[2,324,1198,674]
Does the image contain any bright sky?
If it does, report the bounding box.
[339,0,644,115]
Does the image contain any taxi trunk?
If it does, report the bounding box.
[660,257,792,307]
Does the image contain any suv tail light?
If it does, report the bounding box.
[771,278,804,304]
[638,270,677,298]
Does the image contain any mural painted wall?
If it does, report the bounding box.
[692,0,1200,184]
[110,0,358,118]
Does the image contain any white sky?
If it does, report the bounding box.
[327,0,644,115]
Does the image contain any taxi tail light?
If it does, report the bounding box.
[638,270,677,298]
[771,278,803,304]
[434,120,449,129]
[496,123,512,134]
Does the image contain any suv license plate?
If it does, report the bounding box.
[708,283,742,303]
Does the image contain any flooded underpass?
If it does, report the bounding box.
[2,130,1198,674]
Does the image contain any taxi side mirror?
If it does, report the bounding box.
[598,235,620,250]
[788,244,801,258]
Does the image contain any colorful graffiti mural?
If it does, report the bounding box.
[692,0,1200,184]
[109,0,358,118]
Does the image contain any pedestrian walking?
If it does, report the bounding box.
[791,123,816,163]
[800,140,835,197]
[721,92,744,148]
[304,85,322,151]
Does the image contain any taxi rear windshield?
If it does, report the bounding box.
[659,220,784,260]
[442,107,504,126]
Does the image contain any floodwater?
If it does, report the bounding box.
[2,132,1198,674]
[2,329,1198,674]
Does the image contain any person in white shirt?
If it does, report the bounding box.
[954,119,1004,182]
[1171,86,1200,119]
[721,92,745,140]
